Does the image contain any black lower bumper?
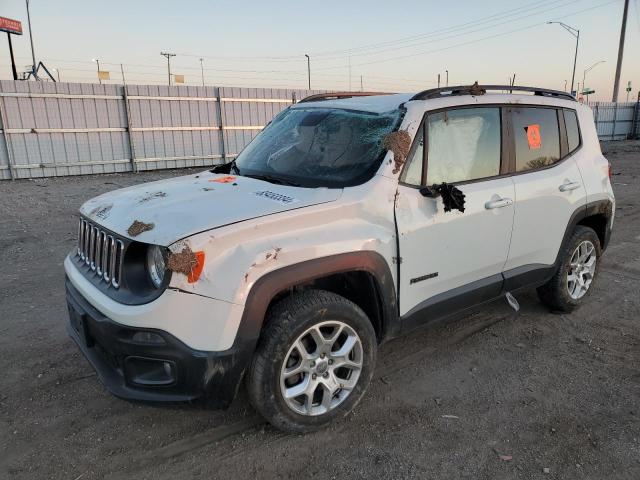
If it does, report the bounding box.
[66,279,251,407]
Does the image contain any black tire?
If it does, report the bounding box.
[246,289,377,433]
[537,225,602,313]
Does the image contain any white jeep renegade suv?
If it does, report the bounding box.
[65,85,614,432]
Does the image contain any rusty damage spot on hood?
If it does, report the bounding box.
[167,246,199,275]
[127,220,155,237]
[383,130,412,174]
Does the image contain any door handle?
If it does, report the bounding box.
[559,181,581,192]
[485,197,513,209]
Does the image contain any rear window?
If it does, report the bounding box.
[564,109,581,153]
[512,107,560,172]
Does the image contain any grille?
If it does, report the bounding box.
[77,218,125,289]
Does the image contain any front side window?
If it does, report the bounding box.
[564,109,581,153]
[234,107,401,188]
[400,127,423,185]
[426,107,501,184]
[512,107,560,172]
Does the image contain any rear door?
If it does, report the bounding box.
[503,106,587,283]
[395,106,515,320]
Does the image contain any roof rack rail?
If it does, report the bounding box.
[298,91,393,103]
[410,84,575,102]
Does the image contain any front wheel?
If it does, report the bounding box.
[246,289,377,433]
[538,225,601,312]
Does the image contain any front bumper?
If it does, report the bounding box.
[66,279,250,406]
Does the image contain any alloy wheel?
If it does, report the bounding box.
[280,321,363,416]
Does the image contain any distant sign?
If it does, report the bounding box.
[583,88,595,95]
[98,70,110,81]
[174,74,184,84]
[0,16,23,35]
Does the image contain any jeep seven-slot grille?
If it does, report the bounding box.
[77,218,124,289]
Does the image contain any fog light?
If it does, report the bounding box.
[131,331,166,345]
[124,357,176,386]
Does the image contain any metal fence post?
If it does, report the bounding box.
[0,96,15,180]
[122,86,137,173]
[631,92,640,140]
[611,102,618,141]
[216,87,227,163]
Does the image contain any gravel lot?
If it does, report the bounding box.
[1,141,639,480]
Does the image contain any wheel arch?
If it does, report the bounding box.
[235,252,399,352]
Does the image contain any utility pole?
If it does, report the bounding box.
[445,70,449,87]
[348,56,352,91]
[360,75,363,92]
[160,52,176,86]
[199,58,204,86]
[25,0,38,79]
[437,73,441,88]
[564,79,568,92]
[120,64,126,84]
[305,54,311,90]
[612,0,629,102]
[548,22,579,95]
[92,58,101,84]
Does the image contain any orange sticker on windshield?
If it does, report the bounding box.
[209,176,236,183]
[526,124,541,150]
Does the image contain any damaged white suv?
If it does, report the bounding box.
[65,85,614,432]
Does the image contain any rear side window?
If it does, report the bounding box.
[512,107,560,172]
[426,107,501,184]
[564,109,581,153]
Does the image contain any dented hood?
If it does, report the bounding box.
[80,172,342,246]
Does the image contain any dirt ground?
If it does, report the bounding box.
[1,141,639,480]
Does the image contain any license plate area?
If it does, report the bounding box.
[68,304,94,347]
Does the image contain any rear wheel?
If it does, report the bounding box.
[538,225,601,312]
[246,289,377,433]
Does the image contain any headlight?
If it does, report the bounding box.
[146,245,166,288]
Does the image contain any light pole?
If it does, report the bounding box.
[582,60,606,102]
[445,70,448,87]
[160,52,176,86]
[548,21,580,96]
[25,0,38,79]
[92,58,101,84]
[564,79,567,92]
[305,54,311,90]
[199,58,204,86]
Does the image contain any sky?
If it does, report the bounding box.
[0,0,638,101]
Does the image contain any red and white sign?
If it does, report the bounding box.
[0,17,23,35]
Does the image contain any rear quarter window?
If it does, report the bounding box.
[564,109,581,153]
[512,107,560,172]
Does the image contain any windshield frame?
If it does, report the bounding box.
[231,106,406,189]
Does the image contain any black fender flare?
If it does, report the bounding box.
[215,251,399,401]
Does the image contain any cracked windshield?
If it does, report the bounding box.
[235,107,401,187]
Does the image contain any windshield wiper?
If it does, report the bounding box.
[244,173,301,187]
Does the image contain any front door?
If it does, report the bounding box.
[395,106,515,321]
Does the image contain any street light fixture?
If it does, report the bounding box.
[91,58,101,84]
[547,21,580,96]
[582,60,606,102]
